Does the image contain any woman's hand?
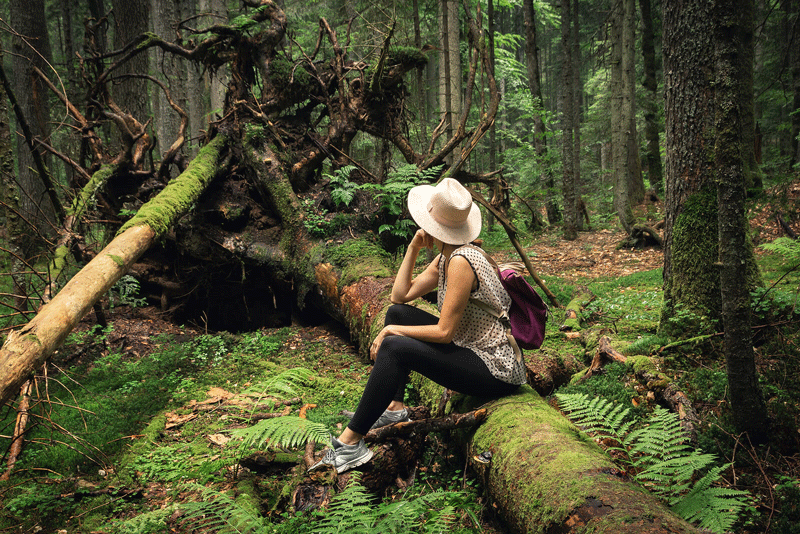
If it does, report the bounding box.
[410,229,435,251]
[369,326,391,360]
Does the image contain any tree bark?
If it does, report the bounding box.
[411,383,701,533]
[111,0,150,121]
[10,0,57,254]
[611,0,637,235]
[0,135,228,409]
[714,0,769,442]
[560,0,577,241]
[639,0,663,195]
[659,0,720,335]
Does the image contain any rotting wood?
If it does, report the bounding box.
[578,335,627,381]
[0,135,228,409]
[0,379,33,481]
[560,287,596,332]
[411,382,702,533]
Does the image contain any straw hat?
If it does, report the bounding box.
[407,178,482,245]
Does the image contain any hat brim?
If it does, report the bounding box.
[408,184,482,245]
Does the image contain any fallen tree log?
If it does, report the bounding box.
[0,135,228,409]
[413,383,701,533]
[559,287,595,333]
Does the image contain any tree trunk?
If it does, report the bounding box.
[610,4,634,235]
[0,135,228,409]
[659,0,720,335]
[791,0,800,168]
[111,0,150,120]
[714,0,769,442]
[151,0,183,173]
[410,382,701,533]
[438,0,462,164]
[10,0,57,255]
[523,0,560,226]
[639,0,663,196]
[560,0,577,241]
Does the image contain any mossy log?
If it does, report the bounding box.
[559,287,596,333]
[411,383,701,534]
[0,135,228,409]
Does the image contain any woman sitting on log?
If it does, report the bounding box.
[310,178,526,473]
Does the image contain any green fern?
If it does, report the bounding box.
[180,475,478,534]
[182,484,269,533]
[759,236,800,263]
[555,393,751,533]
[241,368,313,404]
[232,416,331,450]
[554,393,635,458]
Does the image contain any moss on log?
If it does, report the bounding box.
[0,136,228,408]
[412,382,700,533]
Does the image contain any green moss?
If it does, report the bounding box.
[627,355,658,374]
[659,187,720,335]
[325,237,393,286]
[119,135,227,237]
[106,254,124,267]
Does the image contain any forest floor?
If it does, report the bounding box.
[5,181,800,533]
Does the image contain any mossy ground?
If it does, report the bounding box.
[1,215,798,533]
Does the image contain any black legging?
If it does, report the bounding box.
[348,304,519,435]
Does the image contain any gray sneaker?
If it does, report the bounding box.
[369,408,410,430]
[307,437,374,474]
[340,408,412,430]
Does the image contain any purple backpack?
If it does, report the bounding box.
[456,245,548,354]
[497,267,548,350]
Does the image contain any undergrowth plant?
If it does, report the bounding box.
[180,474,479,534]
[555,393,751,534]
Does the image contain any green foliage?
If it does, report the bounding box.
[760,237,800,264]
[360,164,444,241]
[109,275,147,309]
[107,505,179,534]
[232,416,330,451]
[327,165,359,208]
[302,198,331,237]
[555,393,751,533]
[181,475,479,534]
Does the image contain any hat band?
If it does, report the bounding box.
[427,199,468,228]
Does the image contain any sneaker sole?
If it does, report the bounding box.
[336,448,374,474]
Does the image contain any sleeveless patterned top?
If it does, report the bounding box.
[437,246,527,385]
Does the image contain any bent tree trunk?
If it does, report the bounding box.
[0,135,228,408]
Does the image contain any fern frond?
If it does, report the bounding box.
[311,475,378,534]
[181,484,269,534]
[232,416,331,450]
[628,406,692,467]
[671,465,751,534]
[555,393,634,458]
[242,368,313,405]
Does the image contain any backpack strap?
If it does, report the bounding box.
[446,244,523,363]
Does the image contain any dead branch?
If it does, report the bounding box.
[0,380,34,481]
[578,335,627,382]
[364,408,488,442]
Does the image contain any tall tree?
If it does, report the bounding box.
[438,0,462,163]
[111,0,150,121]
[610,0,641,234]
[560,0,578,240]
[788,0,800,168]
[9,0,58,254]
[523,0,561,225]
[639,0,663,195]
[151,0,183,173]
[660,0,761,335]
[714,0,769,441]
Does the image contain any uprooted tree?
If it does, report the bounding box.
[0,1,698,532]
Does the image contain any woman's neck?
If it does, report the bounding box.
[440,243,458,258]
